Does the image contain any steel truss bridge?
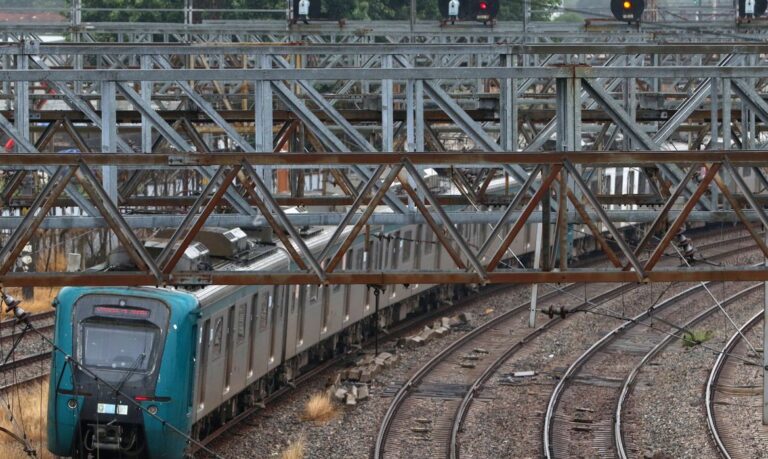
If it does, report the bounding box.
[1,20,768,287]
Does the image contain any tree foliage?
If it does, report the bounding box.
[67,0,560,22]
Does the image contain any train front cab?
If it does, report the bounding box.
[48,287,198,458]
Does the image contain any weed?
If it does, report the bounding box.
[281,435,306,459]
[682,329,714,348]
[301,392,337,423]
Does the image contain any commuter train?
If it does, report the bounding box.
[47,175,625,458]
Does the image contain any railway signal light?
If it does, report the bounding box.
[739,0,768,18]
[611,0,645,22]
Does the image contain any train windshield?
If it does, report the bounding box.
[81,321,158,372]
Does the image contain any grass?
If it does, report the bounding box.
[1,287,58,316]
[682,329,714,348]
[301,392,337,423]
[281,435,306,459]
[0,378,49,458]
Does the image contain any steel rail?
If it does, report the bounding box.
[373,281,590,459]
[196,280,532,455]
[373,229,743,459]
[543,256,761,458]
[615,285,762,459]
[704,309,764,459]
[452,236,755,459]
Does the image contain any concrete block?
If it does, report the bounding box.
[334,388,348,401]
[357,384,369,401]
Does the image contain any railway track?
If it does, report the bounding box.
[198,269,584,455]
[373,230,753,459]
[613,285,762,459]
[544,278,759,458]
[705,309,763,459]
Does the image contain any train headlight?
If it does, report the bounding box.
[147,405,158,415]
[67,399,78,409]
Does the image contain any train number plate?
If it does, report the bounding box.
[97,403,128,415]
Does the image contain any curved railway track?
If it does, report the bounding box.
[544,245,762,459]
[613,287,762,459]
[374,230,753,459]
[706,309,764,459]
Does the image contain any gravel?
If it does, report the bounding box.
[210,229,760,459]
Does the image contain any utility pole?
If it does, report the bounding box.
[523,0,530,34]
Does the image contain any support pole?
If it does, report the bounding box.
[381,55,394,152]
[373,286,381,356]
[529,223,543,328]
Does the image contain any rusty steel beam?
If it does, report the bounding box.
[644,164,722,272]
[325,164,403,273]
[161,166,242,274]
[0,166,76,275]
[4,194,507,208]
[399,177,468,271]
[486,165,562,272]
[240,161,327,283]
[318,164,387,263]
[631,164,700,264]
[556,176,623,268]
[712,173,768,259]
[75,163,162,281]
[6,268,768,287]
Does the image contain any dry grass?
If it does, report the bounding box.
[1,287,58,315]
[281,435,306,459]
[301,392,337,423]
[0,378,50,458]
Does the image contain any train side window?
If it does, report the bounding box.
[334,252,347,292]
[744,167,752,177]
[197,319,211,408]
[248,295,258,375]
[269,290,278,360]
[425,229,434,255]
[358,247,365,270]
[310,284,319,302]
[403,231,412,262]
[321,286,330,332]
[259,293,269,332]
[391,232,400,269]
[212,317,224,358]
[237,304,246,343]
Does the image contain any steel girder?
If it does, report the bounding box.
[1,152,768,287]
